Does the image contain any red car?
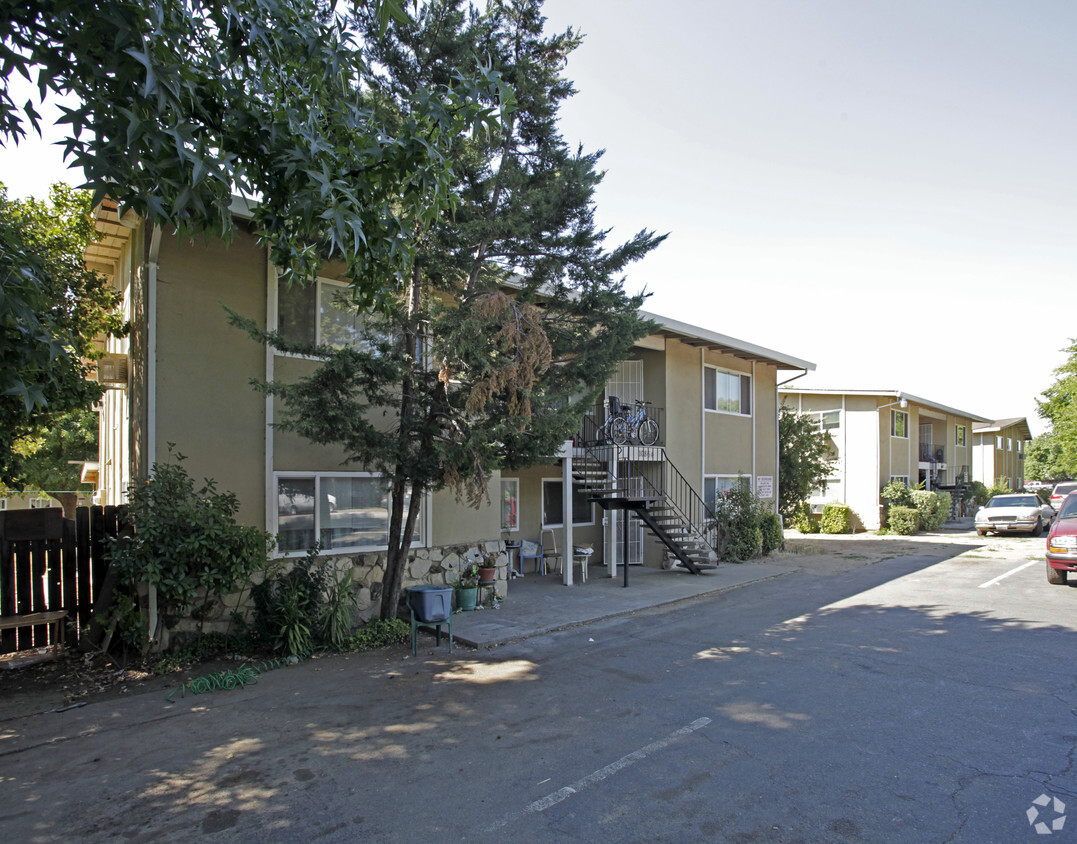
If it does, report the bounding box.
[1046,491,1077,585]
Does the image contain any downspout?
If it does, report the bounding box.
[146,224,162,649]
[751,360,756,491]
[562,446,573,586]
[265,264,277,539]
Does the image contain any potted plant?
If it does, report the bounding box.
[455,563,480,612]
[478,550,498,583]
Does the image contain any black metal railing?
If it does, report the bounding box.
[577,399,665,448]
[575,437,716,564]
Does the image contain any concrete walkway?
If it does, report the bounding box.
[447,559,797,648]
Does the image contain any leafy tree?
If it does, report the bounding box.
[0,183,124,482]
[235,0,663,618]
[1034,340,1077,482]
[8,408,97,519]
[1023,431,1068,482]
[778,405,836,517]
[0,1,507,446]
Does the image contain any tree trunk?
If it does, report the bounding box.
[57,492,78,521]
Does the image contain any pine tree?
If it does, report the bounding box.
[236,0,665,618]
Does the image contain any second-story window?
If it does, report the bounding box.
[704,366,751,415]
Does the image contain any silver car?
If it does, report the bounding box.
[975,493,1055,537]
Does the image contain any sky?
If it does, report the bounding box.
[1,0,1073,435]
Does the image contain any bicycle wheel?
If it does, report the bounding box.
[611,416,629,445]
[639,417,659,446]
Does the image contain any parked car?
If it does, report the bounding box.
[1049,481,1077,509]
[1046,492,1077,585]
[1024,480,1049,492]
[974,493,1055,537]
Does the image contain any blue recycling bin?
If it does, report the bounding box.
[406,585,453,622]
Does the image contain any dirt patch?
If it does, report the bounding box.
[0,651,250,722]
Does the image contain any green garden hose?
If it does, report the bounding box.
[165,654,307,702]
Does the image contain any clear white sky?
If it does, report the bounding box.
[541,0,1076,435]
[2,1,1073,434]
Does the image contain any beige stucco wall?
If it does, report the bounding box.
[153,228,268,527]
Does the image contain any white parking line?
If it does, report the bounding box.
[486,717,712,831]
[978,560,1038,588]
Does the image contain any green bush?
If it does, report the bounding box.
[251,546,359,656]
[760,512,784,555]
[911,490,948,531]
[819,503,853,534]
[888,506,920,535]
[790,502,818,533]
[881,480,913,508]
[967,481,989,507]
[106,446,273,644]
[343,617,409,651]
[711,479,763,561]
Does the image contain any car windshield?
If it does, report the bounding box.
[1058,495,1077,519]
[987,496,1038,508]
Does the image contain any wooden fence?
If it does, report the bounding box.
[0,506,120,654]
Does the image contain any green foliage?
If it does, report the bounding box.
[881,480,914,508]
[236,0,663,620]
[911,490,950,531]
[790,502,819,533]
[342,618,410,651]
[711,480,764,561]
[759,512,784,555]
[455,563,480,589]
[987,477,1014,499]
[1039,341,1077,477]
[819,503,853,534]
[1,2,508,311]
[1024,432,1068,481]
[0,184,125,481]
[967,481,989,507]
[106,447,272,619]
[887,506,920,535]
[251,546,361,656]
[777,405,837,517]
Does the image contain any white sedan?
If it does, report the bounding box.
[975,494,1055,537]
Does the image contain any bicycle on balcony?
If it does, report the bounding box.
[612,399,660,446]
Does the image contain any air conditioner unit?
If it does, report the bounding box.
[96,353,129,387]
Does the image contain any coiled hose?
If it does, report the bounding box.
[165,653,308,702]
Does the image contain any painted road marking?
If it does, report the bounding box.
[486,717,712,832]
[978,560,1038,588]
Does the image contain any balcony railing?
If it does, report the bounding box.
[577,399,665,448]
[919,443,946,463]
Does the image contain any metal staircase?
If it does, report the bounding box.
[571,440,718,574]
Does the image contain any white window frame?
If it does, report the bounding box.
[29,497,55,509]
[273,471,423,556]
[891,410,909,439]
[703,366,752,416]
[703,474,751,512]
[890,475,909,485]
[955,425,966,447]
[0,498,8,510]
[541,479,594,529]
[808,409,840,432]
[500,478,519,532]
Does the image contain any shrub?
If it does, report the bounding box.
[343,617,409,651]
[881,480,913,508]
[760,512,784,555]
[966,481,989,507]
[911,490,946,531]
[819,503,853,534]
[888,506,920,535]
[106,446,273,644]
[711,479,763,561]
[790,502,818,533]
[251,546,359,656]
